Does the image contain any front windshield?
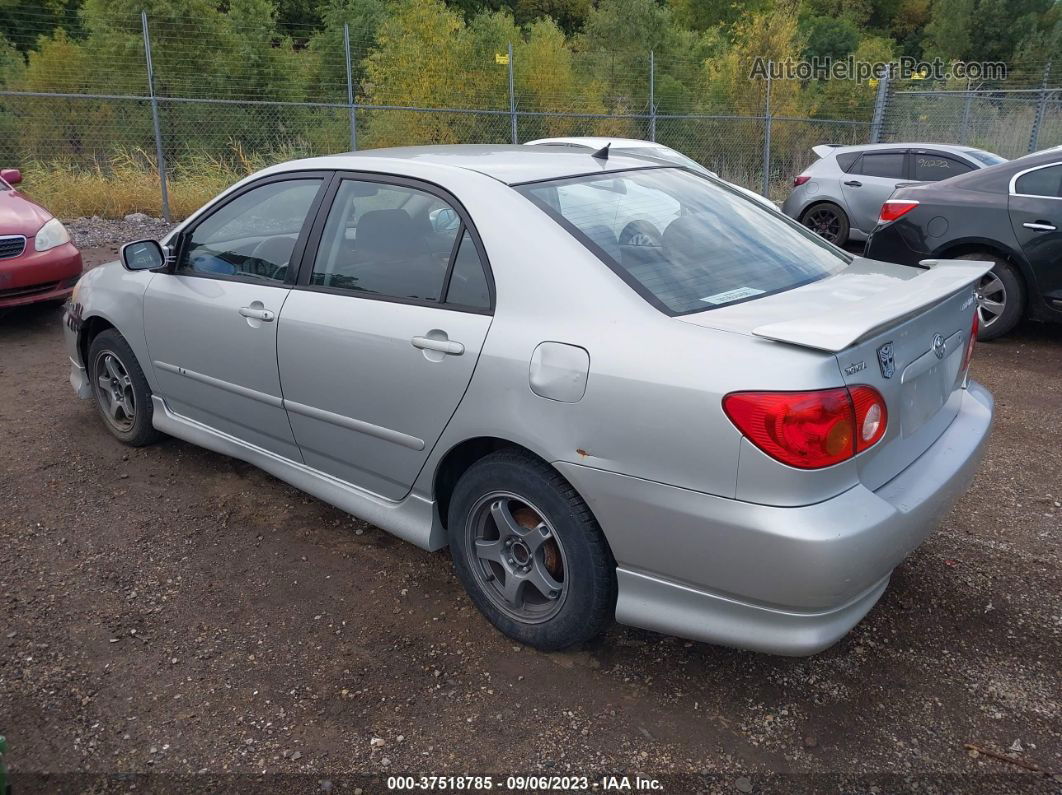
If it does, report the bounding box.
[516,167,849,315]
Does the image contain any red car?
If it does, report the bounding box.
[0,168,82,309]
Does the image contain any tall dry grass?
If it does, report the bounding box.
[19,143,311,220]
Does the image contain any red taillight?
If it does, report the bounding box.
[793,175,811,186]
[962,310,978,372]
[723,386,888,469]
[879,199,919,223]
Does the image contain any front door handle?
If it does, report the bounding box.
[844,180,862,187]
[1023,221,1057,232]
[239,306,275,322]
[412,336,464,356]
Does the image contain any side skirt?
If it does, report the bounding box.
[150,396,446,551]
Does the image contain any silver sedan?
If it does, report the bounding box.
[64,145,993,655]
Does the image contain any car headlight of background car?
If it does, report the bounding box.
[34,217,71,252]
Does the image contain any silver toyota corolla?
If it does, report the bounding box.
[64,145,994,655]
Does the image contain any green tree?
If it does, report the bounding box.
[802,15,860,62]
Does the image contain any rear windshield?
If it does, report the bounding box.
[516,167,848,315]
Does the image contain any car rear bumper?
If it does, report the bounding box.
[0,242,82,308]
[556,381,993,655]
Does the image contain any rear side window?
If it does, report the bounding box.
[517,168,848,315]
[854,152,905,179]
[444,230,491,309]
[835,152,859,172]
[912,154,973,181]
[1014,164,1062,198]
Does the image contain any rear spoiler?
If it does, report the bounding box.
[752,259,992,352]
[811,144,843,158]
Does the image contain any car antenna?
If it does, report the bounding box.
[591,142,610,160]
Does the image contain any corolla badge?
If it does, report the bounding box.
[932,333,947,360]
[877,342,895,379]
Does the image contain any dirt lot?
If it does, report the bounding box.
[1,241,1060,794]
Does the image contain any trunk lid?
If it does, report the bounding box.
[680,256,988,489]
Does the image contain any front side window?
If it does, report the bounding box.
[1015,164,1062,198]
[855,152,905,179]
[517,167,848,315]
[177,178,322,282]
[912,154,973,181]
[310,179,464,302]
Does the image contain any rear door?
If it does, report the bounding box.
[1009,161,1062,309]
[143,174,328,460]
[840,150,908,234]
[276,174,494,500]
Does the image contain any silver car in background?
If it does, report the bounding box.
[65,145,993,655]
[782,143,1006,245]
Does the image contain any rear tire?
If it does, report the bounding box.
[963,252,1024,341]
[800,202,850,246]
[448,449,616,651]
[88,329,163,446]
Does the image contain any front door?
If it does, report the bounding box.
[144,175,327,459]
[1009,161,1062,312]
[277,175,494,499]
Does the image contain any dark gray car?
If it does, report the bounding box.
[782,143,1006,245]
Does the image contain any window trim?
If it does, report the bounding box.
[292,170,496,315]
[170,171,332,287]
[1009,161,1062,200]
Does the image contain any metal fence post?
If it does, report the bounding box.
[344,23,357,151]
[649,50,656,142]
[958,78,974,144]
[1029,61,1052,154]
[870,68,890,144]
[507,42,517,144]
[141,11,171,222]
[761,60,772,197]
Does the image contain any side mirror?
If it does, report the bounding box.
[429,207,459,233]
[0,168,22,186]
[121,239,167,272]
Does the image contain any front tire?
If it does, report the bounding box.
[801,202,850,246]
[963,252,1025,340]
[88,329,163,446]
[448,449,616,651]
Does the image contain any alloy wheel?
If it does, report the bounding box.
[464,491,568,624]
[803,207,842,243]
[93,350,136,432]
[976,272,1007,329]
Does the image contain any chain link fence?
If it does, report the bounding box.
[879,62,1061,158]
[0,9,1057,220]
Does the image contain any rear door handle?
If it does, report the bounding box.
[844,180,862,187]
[1023,221,1057,232]
[239,306,275,322]
[412,336,464,356]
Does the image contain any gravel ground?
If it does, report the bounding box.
[0,229,1060,794]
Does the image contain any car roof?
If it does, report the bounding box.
[525,137,663,150]
[826,142,992,156]
[267,144,660,186]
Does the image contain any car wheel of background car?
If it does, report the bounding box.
[800,202,850,245]
[88,329,163,446]
[619,220,662,247]
[963,252,1024,341]
[447,449,616,650]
